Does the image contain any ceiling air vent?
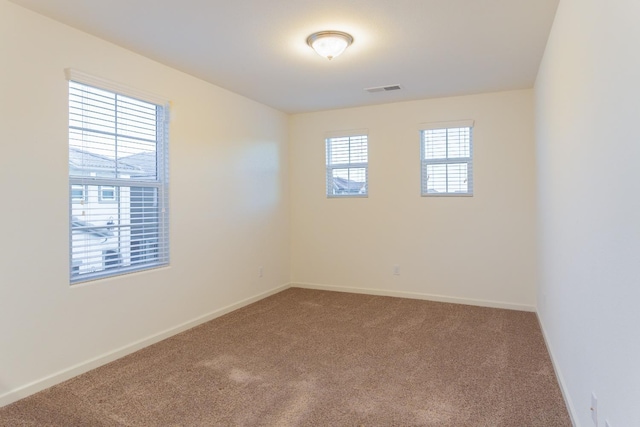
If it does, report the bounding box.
[364,84,402,93]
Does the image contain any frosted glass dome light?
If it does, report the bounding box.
[307,31,354,60]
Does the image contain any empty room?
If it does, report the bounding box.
[1,0,638,426]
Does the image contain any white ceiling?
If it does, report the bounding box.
[11,0,559,114]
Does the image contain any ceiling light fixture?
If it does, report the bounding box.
[306,31,353,60]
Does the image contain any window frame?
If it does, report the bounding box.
[98,185,117,202]
[419,121,474,197]
[66,69,170,285]
[325,132,369,198]
[71,184,87,202]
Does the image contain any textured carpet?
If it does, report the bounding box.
[0,288,571,426]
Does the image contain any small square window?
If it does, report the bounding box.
[326,134,368,197]
[99,186,117,202]
[420,125,473,196]
[71,184,86,201]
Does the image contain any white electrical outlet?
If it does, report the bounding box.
[591,392,598,426]
[393,264,400,275]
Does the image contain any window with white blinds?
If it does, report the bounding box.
[420,124,473,196]
[68,73,169,284]
[326,134,368,197]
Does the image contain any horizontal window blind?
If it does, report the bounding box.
[421,126,473,196]
[68,79,169,284]
[326,134,368,197]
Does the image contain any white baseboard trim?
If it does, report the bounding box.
[292,282,536,312]
[537,313,578,427]
[0,283,291,408]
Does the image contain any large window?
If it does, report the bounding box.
[326,134,368,197]
[420,122,473,196]
[67,70,169,284]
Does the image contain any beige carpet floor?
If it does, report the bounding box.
[0,288,571,426]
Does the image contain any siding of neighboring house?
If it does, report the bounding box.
[69,148,144,277]
[71,185,120,275]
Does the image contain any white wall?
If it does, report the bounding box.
[0,0,290,405]
[535,0,640,425]
[290,90,537,310]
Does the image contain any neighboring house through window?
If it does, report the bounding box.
[420,121,474,196]
[326,132,368,197]
[67,69,169,284]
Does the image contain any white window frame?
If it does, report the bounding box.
[99,185,117,202]
[71,184,86,201]
[66,69,170,284]
[420,120,474,197]
[325,131,369,198]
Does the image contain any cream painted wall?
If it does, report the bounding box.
[0,0,290,404]
[535,0,640,425]
[290,90,537,310]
